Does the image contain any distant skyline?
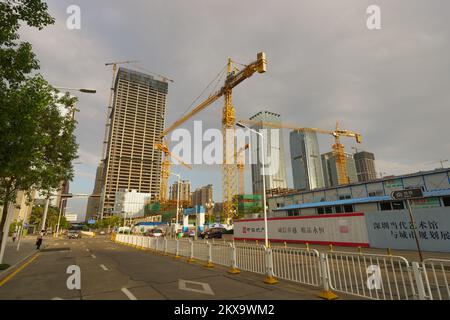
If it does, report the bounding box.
[19,0,450,221]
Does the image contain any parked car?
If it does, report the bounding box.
[99,230,106,235]
[145,228,164,237]
[183,229,196,238]
[200,227,227,239]
[67,230,81,239]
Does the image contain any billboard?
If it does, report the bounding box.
[234,213,369,247]
[65,214,78,222]
[365,207,450,252]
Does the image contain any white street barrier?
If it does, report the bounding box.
[112,234,449,301]
[422,258,450,300]
[166,238,177,255]
[324,251,417,300]
[235,243,265,274]
[210,242,232,267]
[272,247,321,286]
[178,239,191,257]
[193,241,209,262]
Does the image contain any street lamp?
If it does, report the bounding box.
[53,87,97,94]
[236,122,269,248]
[41,86,96,233]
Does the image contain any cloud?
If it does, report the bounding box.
[18,0,450,217]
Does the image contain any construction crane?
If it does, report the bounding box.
[154,142,193,203]
[160,52,267,223]
[238,119,362,185]
[236,143,250,195]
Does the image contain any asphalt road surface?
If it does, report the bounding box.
[0,236,357,300]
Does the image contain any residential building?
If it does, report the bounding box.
[100,68,168,216]
[191,184,213,208]
[85,163,104,222]
[113,189,151,219]
[170,180,191,205]
[354,151,377,182]
[322,152,358,187]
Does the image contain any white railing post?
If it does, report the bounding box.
[318,252,338,300]
[412,262,427,300]
[164,237,168,255]
[228,243,240,274]
[264,247,278,284]
[174,239,180,259]
[205,241,214,268]
[187,239,195,263]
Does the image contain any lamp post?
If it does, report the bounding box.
[237,122,269,248]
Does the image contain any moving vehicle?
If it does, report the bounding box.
[67,230,81,239]
[145,228,164,237]
[200,227,227,239]
[99,230,106,235]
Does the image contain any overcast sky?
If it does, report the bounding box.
[19,0,450,221]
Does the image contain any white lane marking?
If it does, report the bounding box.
[100,264,109,271]
[121,287,137,300]
[86,249,90,252]
[91,254,96,259]
[63,242,68,245]
[178,279,215,296]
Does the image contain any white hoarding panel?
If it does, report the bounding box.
[365,208,450,252]
[234,213,369,247]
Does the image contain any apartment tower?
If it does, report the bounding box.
[100,68,168,216]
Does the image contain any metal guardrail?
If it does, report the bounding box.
[272,247,321,286]
[111,234,450,300]
[210,242,232,267]
[324,251,416,300]
[235,243,266,274]
[422,259,450,300]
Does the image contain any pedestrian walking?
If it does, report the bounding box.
[36,230,44,250]
[12,231,17,242]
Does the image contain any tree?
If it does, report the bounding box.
[29,204,70,232]
[0,1,78,251]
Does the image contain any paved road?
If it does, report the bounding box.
[0,236,356,300]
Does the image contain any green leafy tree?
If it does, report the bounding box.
[0,1,78,250]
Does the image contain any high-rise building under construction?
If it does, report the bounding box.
[100,68,168,216]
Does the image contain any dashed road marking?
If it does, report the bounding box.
[91,254,96,259]
[100,264,109,271]
[121,287,137,300]
[86,249,89,252]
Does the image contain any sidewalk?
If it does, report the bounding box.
[1,236,38,269]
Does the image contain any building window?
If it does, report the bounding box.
[443,197,450,207]
[317,207,324,215]
[392,201,405,210]
[325,206,333,214]
[334,205,343,213]
[380,202,392,211]
[339,195,351,200]
[343,205,354,213]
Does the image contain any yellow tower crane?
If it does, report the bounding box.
[154,142,193,203]
[160,52,267,223]
[236,143,250,195]
[239,120,362,185]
